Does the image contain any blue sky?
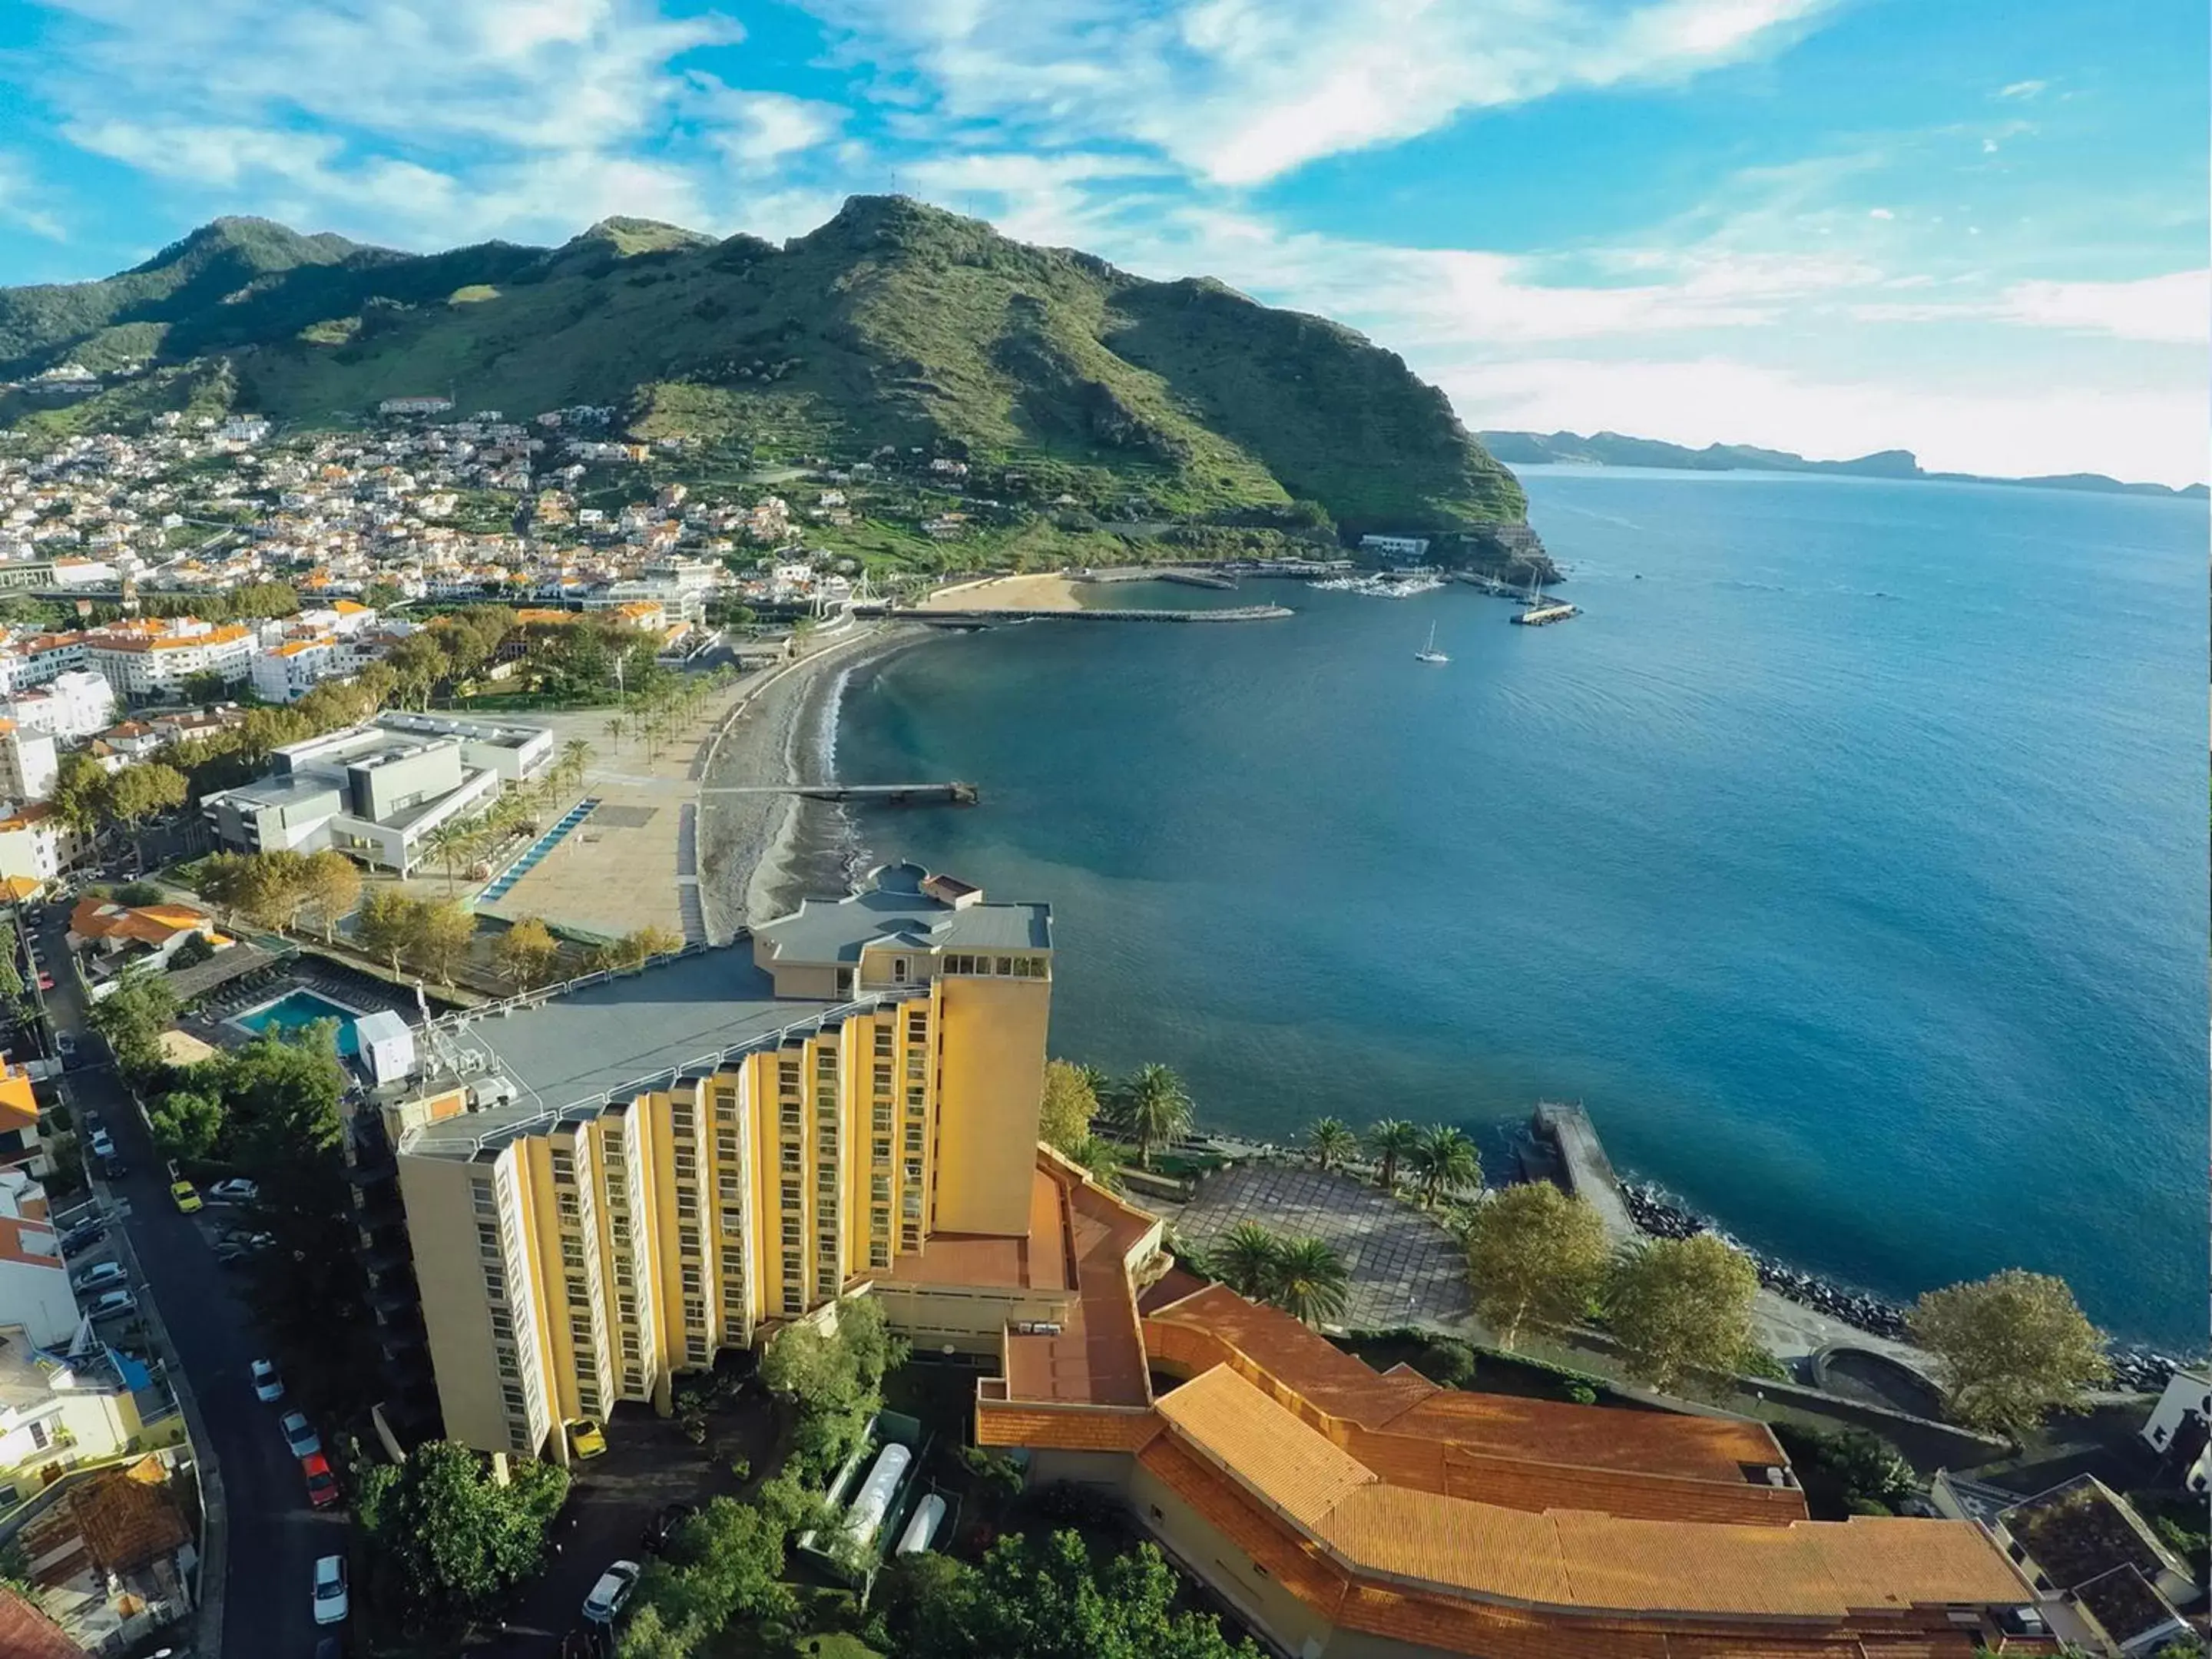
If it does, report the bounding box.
[0,0,2204,482]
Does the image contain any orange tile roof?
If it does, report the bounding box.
[0,1214,58,1268]
[29,1456,190,1576]
[0,1065,35,1133]
[0,1588,90,1659]
[1150,1364,2031,1620]
[69,898,210,948]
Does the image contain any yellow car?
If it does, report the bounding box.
[565,1418,607,1459]
[170,1180,202,1214]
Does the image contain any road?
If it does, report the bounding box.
[33,900,342,1658]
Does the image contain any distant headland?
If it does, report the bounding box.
[1479,429,2209,500]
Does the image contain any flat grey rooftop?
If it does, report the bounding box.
[755,862,1050,965]
[409,946,847,1155]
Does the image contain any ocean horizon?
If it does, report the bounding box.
[833,466,2207,1349]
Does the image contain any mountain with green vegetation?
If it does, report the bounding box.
[0,197,1533,541]
[1481,428,2207,498]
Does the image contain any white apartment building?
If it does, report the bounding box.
[5,671,114,743]
[249,636,345,704]
[81,618,254,702]
[0,1171,71,1349]
[0,806,83,887]
[0,634,87,699]
[2141,1368,2210,1494]
[0,724,58,804]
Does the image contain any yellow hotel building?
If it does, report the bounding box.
[346,863,1062,1461]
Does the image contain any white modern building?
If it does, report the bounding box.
[0,634,88,699]
[201,713,548,874]
[249,636,346,704]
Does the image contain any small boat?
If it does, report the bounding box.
[1414,622,1449,664]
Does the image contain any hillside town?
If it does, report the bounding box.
[0,406,2194,1659]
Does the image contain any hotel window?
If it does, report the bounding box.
[873,1029,893,1056]
[890,956,909,983]
[550,1149,575,1182]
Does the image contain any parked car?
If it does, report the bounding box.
[207,1178,258,1204]
[311,1555,349,1625]
[250,1359,283,1402]
[169,1180,202,1214]
[57,1220,105,1256]
[565,1418,607,1459]
[280,1410,322,1459]
[54,1033,75,1058]
[98,1154,127,1181]
[84,1290,135,1320]
[87,1129,114,1160]
[34,972,52,992]
[300,1452,340,1509]
[581,1561,641,1624]
[643,1502,697,1553]
[70,1261,124,1294]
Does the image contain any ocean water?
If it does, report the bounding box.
[834,469,2207,1346]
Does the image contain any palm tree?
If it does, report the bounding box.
[1269,1237,1349,1326]
[1064,1135,1124,1193]
[1366,1119,1419,1190]
[603,715,627,753]
[1213,1222,1282,1301]
[1307,1117,1357,1172]
[419,820,481,896]
[1411,1124,1482,1207]
[1117,1062,1194,1171]
[559,737,593,793]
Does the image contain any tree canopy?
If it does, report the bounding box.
[1907,1270,2111,1439]
[1037,1058,1099,1153]
[1606,1233,1761,1394]
[1463,1182,1610,1350]
[355,1440,569,1635]
[1112,1062,1194,1170]
[881,1528,1264,1659]
[758,1297,909,1479]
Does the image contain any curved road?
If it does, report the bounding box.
[37,902,340,1657]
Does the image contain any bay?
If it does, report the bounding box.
[834,468,2207,1347]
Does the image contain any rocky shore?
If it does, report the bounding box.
[1621,1181,2182,1392]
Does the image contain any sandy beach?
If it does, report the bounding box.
[694,621,932,941]
[915,571,1083,611]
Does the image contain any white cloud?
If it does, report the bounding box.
[1997,78,2048,99]
[1449,355,2207,485]
[695,87,848,167]
[811,0,1830,185]
[1995,270,2209,343]
[1868,207,1893,219]
[0,156,66,242]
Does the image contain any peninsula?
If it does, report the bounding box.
[1479,428,2210,498]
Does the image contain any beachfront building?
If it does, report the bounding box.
[1982,1475,2198,1656]
[352,863,1052,1456]
[198,712,549,874]
[975,1269,2038,1659]
[0,1171,71,1349]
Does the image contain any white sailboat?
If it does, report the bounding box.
[1414,621,1450,664]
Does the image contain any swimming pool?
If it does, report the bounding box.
[231,988,367,1055]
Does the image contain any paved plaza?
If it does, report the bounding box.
[1164,1162,1472,1328]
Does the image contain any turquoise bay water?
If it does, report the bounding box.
[837,469,2207,1346]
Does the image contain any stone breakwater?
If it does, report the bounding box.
[1620,1182,2182,1393]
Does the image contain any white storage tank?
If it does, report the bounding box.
[895,1492,945,1556]
[841,1443,912,1548]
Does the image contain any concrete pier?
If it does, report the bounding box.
[1529,1100,1638,1246]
